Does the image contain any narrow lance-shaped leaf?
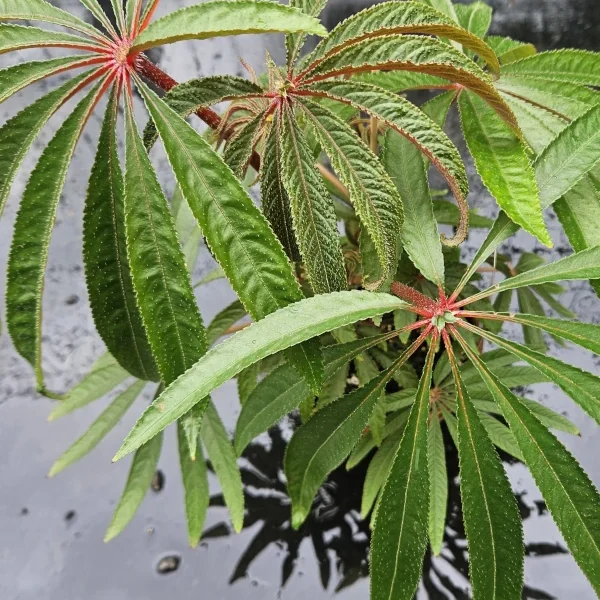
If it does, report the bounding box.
[299,1,499,75]
[370,340,436,600]
[235,334,395,455]
[301,35,519,131]
[383,126,444,286]
[137,77,323,394]
[79,0,120,39]
[458,90,551,246]
[6,80,106,393]
[303,80,470,245]
[104,431,163,542]
[299,98,403,289]
[49,381,146,478]
[84,84,159,382]
[49,353,130,421]
[126,0,142,35]
[0,23,103,53]
[285,365,394,528]
[201,402,244,533]
[0,0,106,39]
[456,333,600,597]
[460,322,600,425]
[261,121,300,261]
[501,49,600,87]
[206,301,247,347]
[178,422,209,548]
[278,101,347,293]
[286,0,327,69]
[428,415,447,556]
[114,291,407,460]
[534,105,600,209]
[122,86,207,387]
[223,111,265,178]
[448,338,523,600]
[0,68,94,218]
[455,1,492,39]
[131,0,328,52]
[0,55,104,104]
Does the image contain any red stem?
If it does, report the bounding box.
[134,55,262,171]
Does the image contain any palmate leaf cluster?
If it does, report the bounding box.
[2,0,600,597]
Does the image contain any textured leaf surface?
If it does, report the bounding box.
[223,111,264,177]
[139,80,322,392]
[452,362,523,600]
[0,0,104,38]
[383,127,444,286]
[0,23,101,53]
[132,0,328,51]
[115,292,406,459]
[0,69,92,218]
[305,80,469,245]
[84,86,158,382]
[201,402,244,532]
[458,90,550,245]
[49,353,130,421]
[178,423,209,547]
[286,0,327,68]
[427,416,447,556]
[501,50,600,86]
[370,343,435,600]
[300,98,403,289]
[123,90,206,386]
[6,83,104,390]
[278,102,347,294]
[105,432,163,542]
[462,323,600,425]
[302,35,517,130]
[534,105,600,209]
[299,1,499,74]
[459,339,600,596]
[49,381,145,478]
[206,301,247,347]
[455,1,492,39]
[285,368,390,528]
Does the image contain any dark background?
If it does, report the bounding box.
[1,1,600,598]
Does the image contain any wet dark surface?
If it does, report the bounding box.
[1,1,600,599]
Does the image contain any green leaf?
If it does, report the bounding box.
[138,78,323,393]
[461,323,600,425]
[486,35,534,62]
[300,98,403,289]
[361,428,403,519]
[6,82,105,392]
[302,35,518,132]
[370,342,435,600]
[223,111,265,178]
[534,105,600,209]
[84,85,159,382]
[261,122,300,261]
[501,49,600,87]
[49,381,145,478]
[0,69,93,219]
[516,288,548,351]
[0,23,102,53]
[355,70,448,93]
[455,1,492,39]
[278,101,347,293]
[104,431,163,542]
[178,423,209,548]
[299,1,499,74]
[123,89,206,386]
[428,415,447,556]
[201,402,244,533]
[172,185,203,274]
[125,0,141,34]
[305,80,469,245]
[383,127,444,286]
[49,353,130,421]
[533,284,577,319]
[285,367,391,528]
[286,0,327,69]
[132,0,328,51]
[235,335,392,455]
[115,291,406,460]
[237,362,261,407]
[80,0,119,39]
[458,90,551,246]
[0,0,105,38]
[477,411,523,461]
[458,338,600,596]
[452,368,524,600]
[420,0,458,21]
[206,301,247,347]
[143,75,263,149]
[433,200,493,229]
